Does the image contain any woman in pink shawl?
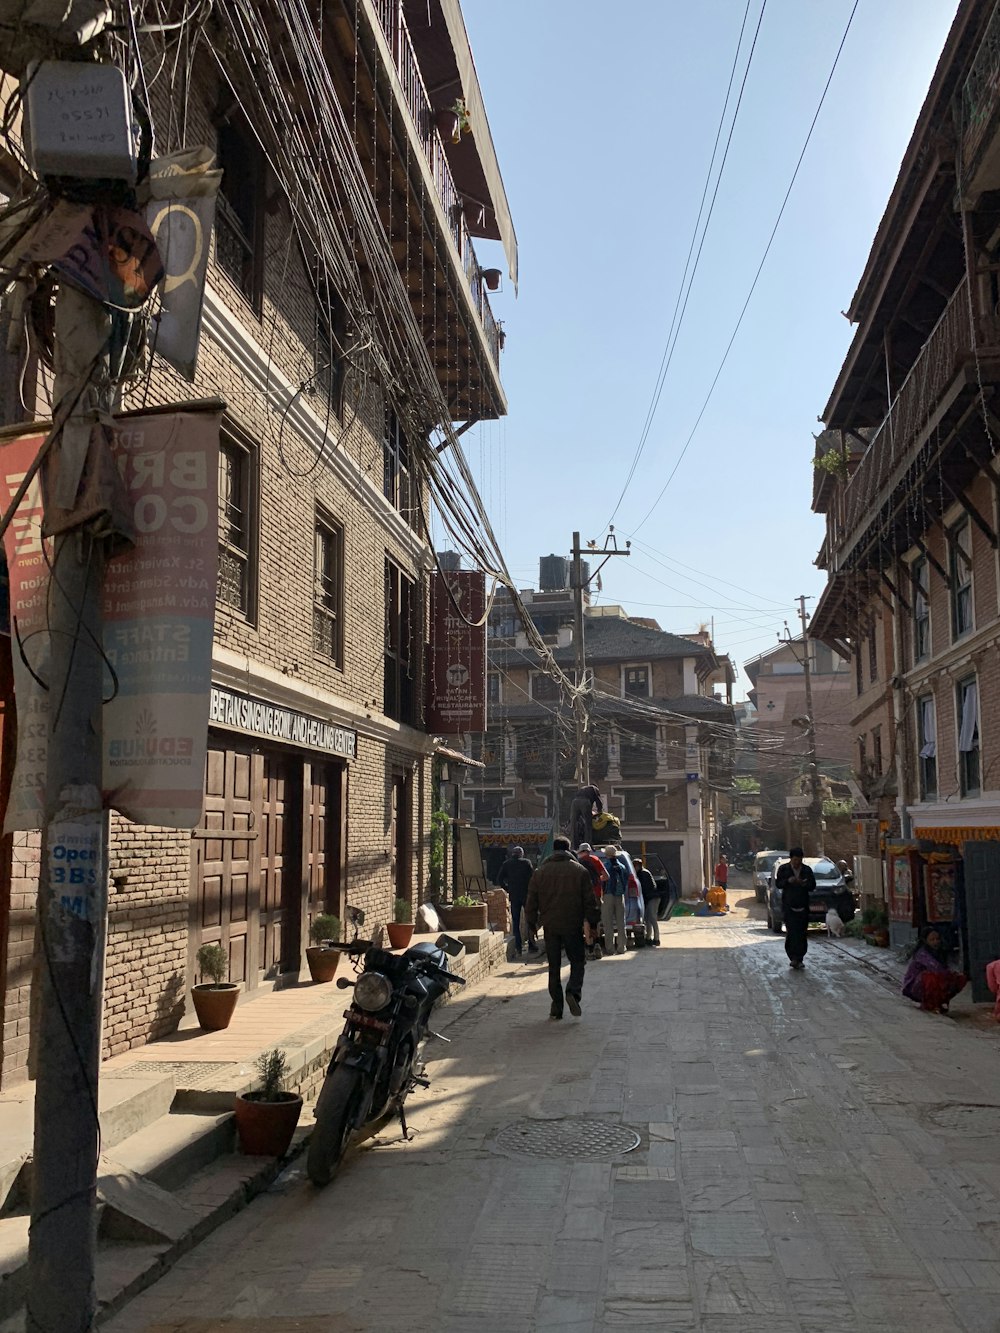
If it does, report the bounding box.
[901,926,967,1013]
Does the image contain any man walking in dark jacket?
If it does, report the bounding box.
[527,837,600,1020]
[497,845,534,957]
[776,847,816,969]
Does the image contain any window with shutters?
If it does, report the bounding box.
[623,664,651,698]
[217,431,257,620]
[917,695,937,801]
[314,513,344,666]
[913,558,930,662]
[957,676,980,798]
[531,673,559,703]
[384,559,417,724]
[950,518,973,639]
[216,119,264,311]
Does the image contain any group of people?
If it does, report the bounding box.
[496,839,672,1021]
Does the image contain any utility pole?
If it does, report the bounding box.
[570,530,629,787]
[16,40,140,1331]
[797,595,824,856]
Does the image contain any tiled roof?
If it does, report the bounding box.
[490,617,710,668]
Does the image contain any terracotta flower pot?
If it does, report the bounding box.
[873,929,890,948]
[190,982,239,1031]
[234,1091,303,1157]
[385,922,414,949]
[483,268,502,292]
[305,946,341,983]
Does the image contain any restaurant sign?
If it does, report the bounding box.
[426,569,486,734]
[209,686,356,759]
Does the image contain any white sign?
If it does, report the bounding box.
[786,795,812,810]
[209,686,357,760]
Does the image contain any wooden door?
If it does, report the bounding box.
[258,755,293,979]
[192,743,255,986]
[390,773,411,906]
[304,764,335,929]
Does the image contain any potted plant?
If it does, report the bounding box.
[872,904,890,948]
[860,905,879,941]
[442,894,488,931]
[306,913,342,983]
[190,943,239,1031]
[386,897,414,950]
[482,268,502,292]
[234,1049,303,1157]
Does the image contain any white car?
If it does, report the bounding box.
[752,850,787,904]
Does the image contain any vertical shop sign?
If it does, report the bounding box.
[0,406,221,832]
[425,570,486,735]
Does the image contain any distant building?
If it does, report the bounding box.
[462,560,736,893]
[743,639,853,851]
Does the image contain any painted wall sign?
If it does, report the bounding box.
[209,685,357,759]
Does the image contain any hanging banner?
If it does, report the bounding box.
[0,427,52,831]
[144,148,222,380]
[0,405,221,832]
[425,569,486,735]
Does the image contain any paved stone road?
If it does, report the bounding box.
[106,895,1000,1333]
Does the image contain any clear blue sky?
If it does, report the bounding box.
[453,0,958,697]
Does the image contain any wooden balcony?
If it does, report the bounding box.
[829,276,1000,571]
[960,0,1000,206]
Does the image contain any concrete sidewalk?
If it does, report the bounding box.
[0,928,507,1327]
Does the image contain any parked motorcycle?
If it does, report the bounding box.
[307,910,466,1187]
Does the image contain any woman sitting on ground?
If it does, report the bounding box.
[901,926,968,1014]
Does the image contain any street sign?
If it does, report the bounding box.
[785,795,812,810]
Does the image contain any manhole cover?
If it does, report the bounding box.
[926,1104,1000,1135]
[493,1118,641,1160]
[103,1060,233,1083]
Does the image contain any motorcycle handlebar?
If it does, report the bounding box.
[328,941,371,955]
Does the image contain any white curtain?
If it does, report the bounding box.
[919,697,936,759]
[959,681,979,753]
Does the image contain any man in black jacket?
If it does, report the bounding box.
[776,847,816,969]
[497,845,534,957]
[527,837,601,1019]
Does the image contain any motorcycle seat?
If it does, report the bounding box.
[404,941,448,969]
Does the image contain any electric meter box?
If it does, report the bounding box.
[24,61,138,182]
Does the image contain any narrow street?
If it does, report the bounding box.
[107,884,1000,1333]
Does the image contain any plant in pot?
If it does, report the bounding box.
[386,897,414,950]
[306,913,342,983]
[191,943,239,1031]
[443,893,488,931]
[860,905,880,941]
[872,904,890,947]
[234,1048,303,1157]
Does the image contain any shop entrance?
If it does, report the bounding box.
[192,740,348,992]
[390,773,411,903]
[963,841,1000,1002]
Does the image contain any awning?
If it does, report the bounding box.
[403,0,518,290]
[914,826,1000,846]
[434,743,484,768]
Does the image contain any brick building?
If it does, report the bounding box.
[0,0,515,1081]
[809,0,1000,968]
[743,637,853,852]
[463,559,736,893]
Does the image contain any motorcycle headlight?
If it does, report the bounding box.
[354,972,393,1012]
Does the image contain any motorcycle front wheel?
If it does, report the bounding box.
[307,1065,365,1187]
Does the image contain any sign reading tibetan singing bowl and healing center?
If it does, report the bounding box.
[426,569,487,735]
[209,685,357,759]
[0,407,222,832]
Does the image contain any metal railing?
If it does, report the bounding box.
[370,0,502,371]
[841,277,972,543]
[961,0,1000,163]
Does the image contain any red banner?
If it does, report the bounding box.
[426,570,486,735]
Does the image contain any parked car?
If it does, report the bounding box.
[752,850,788,904]
[766,857,852,933]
